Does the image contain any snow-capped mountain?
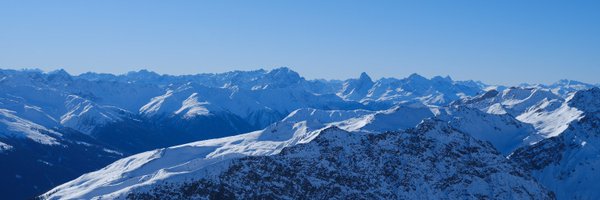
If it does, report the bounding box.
[457,87,584,138]
[338,72,375,101]
[340,73,485,106]
[1,67,598,199]
[510,88,600,200]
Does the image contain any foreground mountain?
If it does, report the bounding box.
[43,119,554,199]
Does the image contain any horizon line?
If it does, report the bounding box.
[0,66,598,87]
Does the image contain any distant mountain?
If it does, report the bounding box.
[520,79,598,97]
[339,72,485,106]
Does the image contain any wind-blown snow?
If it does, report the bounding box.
[174,93,211,118]
[517,102,583,138]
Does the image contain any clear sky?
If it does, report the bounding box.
[1,1,599,85]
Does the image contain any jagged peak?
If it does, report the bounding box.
[358,72,372,82]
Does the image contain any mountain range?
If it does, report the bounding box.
[0,68,598,199]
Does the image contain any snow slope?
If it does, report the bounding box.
[42,109,370,199]
[42,103,441,199]
[42,101,553,199]
[439,106,539,154]
[44,119,554,200]
[511,87,600,200]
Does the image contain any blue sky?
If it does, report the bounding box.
[0,1,598,85]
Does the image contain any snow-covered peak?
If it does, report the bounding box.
[337,72,375,101]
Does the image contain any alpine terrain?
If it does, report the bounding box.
[0,68,598,200]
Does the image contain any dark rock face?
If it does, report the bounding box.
[127,122,554,200]
[510,136,565,171]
